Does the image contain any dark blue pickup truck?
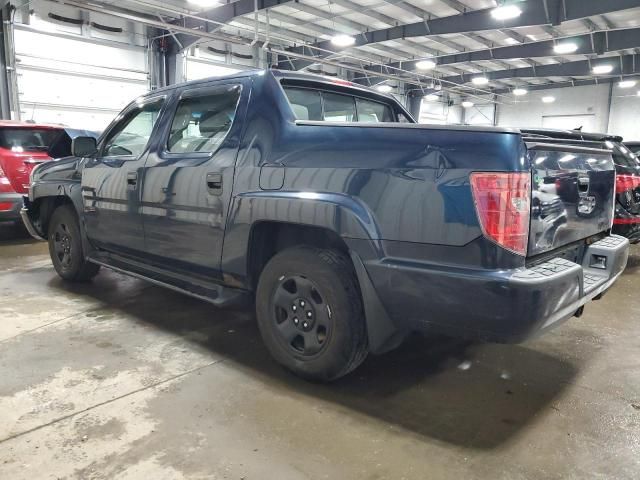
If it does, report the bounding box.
[21,70,629,381]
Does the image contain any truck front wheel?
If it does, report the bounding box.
[256,246,368,382]
[47,204,100,282]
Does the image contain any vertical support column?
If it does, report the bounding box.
[0,4,19,120]
[407,94,422,121]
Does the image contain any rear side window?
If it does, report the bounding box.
[168,85,241,154]
[0,128,62,152]
[283,85,400,123]
[282,88,322,121]
[356,98,393,123]
[323,92,356,122]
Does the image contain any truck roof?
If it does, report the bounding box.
[520,127,623,143]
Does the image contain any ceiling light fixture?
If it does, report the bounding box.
[425,94,439,101]
[618,80,637,88]
[512,88,528,96]
[472,76,489,85]
[491,5,522,21]
[553,42,578,54]
[331,34,356,47]
[461,100,474,108]
[416,59,436,70]
[376,85,393,93]
[542,96,556,103]
[187,0,220,6]
[592,64,613,74]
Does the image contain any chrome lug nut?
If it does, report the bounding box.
[292,305,297,312]
[293,317,299,324]
[300,300,305,307]
[306,311,312,318]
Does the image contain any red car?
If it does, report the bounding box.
[0,121,96,224]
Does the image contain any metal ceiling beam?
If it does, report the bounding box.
[359,54,640,89]
[363,27,640,72]
[488,75,640,94]
[174,0,294,50]
[279,0,640,70]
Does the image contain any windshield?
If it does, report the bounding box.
[0,127,63,152]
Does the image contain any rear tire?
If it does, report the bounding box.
[48,204,100,282]
[256,246,368,382]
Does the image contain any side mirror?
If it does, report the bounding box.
[72,136,98,157]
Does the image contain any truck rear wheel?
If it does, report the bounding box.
[256,246,368,382]
[48,204,100,282]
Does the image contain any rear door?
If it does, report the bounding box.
[139,79,248,279]
[527,142,616,256]
[82,95,167,256]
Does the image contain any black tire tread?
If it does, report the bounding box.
[256,245,368,382]
[48,204,100,282]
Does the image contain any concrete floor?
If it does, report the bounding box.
[0,221,638,480]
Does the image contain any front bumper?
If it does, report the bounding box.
[20,199,45,241]
[364,234,629,343]
[0,192,23,222]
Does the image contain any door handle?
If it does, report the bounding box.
[127,171,138,189]
[206,172,223,195]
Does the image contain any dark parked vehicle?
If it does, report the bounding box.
[522,129,640,243]
[0,121,97,224]
[22,70,628,381]
[625,141,640,157]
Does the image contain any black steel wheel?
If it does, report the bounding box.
[47,204,100,282]
[256,246,368,381]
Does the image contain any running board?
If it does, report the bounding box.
[87,253,249,307]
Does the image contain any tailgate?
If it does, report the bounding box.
[527,142,615,256]
[0,150,50,193]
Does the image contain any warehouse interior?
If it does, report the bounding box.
[1,0,640,478]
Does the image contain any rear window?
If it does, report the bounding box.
[283,86,400,123]
[0,128,62,152]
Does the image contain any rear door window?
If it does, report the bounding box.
[167,85,241,154]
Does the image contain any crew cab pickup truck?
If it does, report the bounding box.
[22,70,629,381]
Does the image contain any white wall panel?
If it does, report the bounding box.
[496,84,611,132]
[609,92,640,142]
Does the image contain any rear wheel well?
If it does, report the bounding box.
[247,222,351,291]
[31,196,75,239]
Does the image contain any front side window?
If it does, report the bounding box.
[102,99,164,158]
[167,85,241,154]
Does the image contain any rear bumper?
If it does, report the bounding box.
[0,192,22,221]
[364,235,629,343]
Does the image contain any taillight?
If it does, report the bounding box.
[615,174,640,194]
[470,172,531,256]
[0,165,15,194]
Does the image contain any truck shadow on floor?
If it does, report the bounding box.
[48,271,579,451]
[0,221,37,245]
[622,244,640,275]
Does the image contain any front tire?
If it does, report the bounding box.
[48,204,100,282]
[256,246,368,382]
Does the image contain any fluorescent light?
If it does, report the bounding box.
[416,59,436,70]
[618,80,637,88]
[637,90,640,96]
[472,76,489,85]
[553,42,578,54]
[491,5,522,20]
[512,88,528,96]
[461,101,474,108]
[542,96,555,103]
[425,94,439,101]
[592,64,613,74]
[331,34,355,47]
[376,85,393,93]
[187,0,219,6]
[559,154,576,162]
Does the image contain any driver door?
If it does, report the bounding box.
[82,95,167,257]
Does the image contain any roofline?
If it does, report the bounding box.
[520,128,623,143]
